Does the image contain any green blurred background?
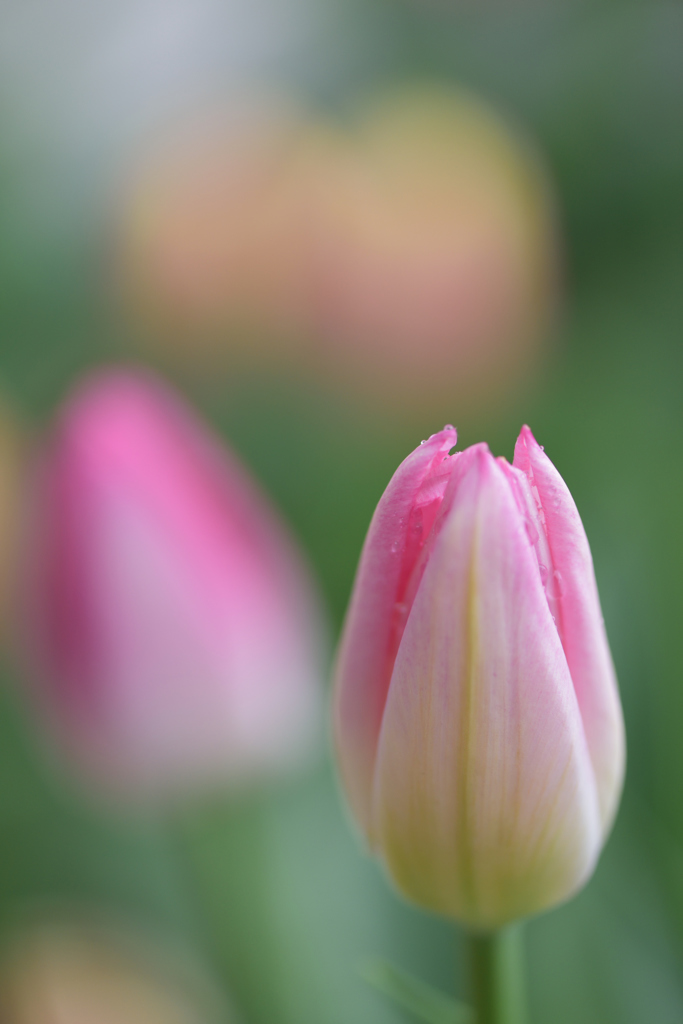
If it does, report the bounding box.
[0,0,682,1020]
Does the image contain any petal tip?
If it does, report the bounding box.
[514,424,545,471]
[448,441,495,493]
[469,441,494,467]
[519,423,538,447]
[424,425,457,449]
[411,426,458,465]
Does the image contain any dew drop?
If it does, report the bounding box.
[420,439,427,445]
[538,563,548,585]
[524,519,538,546]
[553,570,564,595]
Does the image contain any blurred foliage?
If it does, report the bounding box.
[0,0,682,1022]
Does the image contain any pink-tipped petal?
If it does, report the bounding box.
[372,449,602,928]
[333,426,457,833]
[513,425,625,833]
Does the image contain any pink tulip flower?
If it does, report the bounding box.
[333,426,625,929]
[20,369,324,798]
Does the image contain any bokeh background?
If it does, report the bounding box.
[0,0,682,1021]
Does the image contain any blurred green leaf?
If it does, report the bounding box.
[362,958,472,1024]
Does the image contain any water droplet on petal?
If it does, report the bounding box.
[538,563,548,585]
[553,570,564,595]
[524,519,538,546]
[420,439,427,445]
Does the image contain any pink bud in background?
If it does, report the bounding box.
[333,426,625,929]
[19,369,324,798]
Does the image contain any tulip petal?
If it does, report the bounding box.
[372,448,602,929]
[333,426,457,833]
[513,426,625,833]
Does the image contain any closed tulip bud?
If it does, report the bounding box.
[333,426,624,929]
[19,369,324,798]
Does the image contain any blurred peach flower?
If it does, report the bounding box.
[0,923,221,1024]
[118,85,558,419]
[119,103,313,363]
[302,88,559,415]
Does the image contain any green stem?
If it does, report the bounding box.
[468,925,528,1024]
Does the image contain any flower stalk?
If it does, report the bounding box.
[469,926,527,1024]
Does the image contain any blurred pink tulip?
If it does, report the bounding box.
[333,426,624,929]
[19,369,324,798]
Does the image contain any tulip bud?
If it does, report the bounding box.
[333,426,624,929]
[19,369,324,798]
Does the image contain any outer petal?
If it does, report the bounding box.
[333,426,457,834]
[372,448,602,929]
[513,426,625,833]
